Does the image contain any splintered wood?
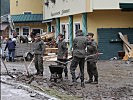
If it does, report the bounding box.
[119,32,133,61]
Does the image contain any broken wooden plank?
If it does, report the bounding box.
[119,32,133,49]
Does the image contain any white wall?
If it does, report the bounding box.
[93,0,133,10]
[44,0,88,20]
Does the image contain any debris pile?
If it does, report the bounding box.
[119,32,133,61]
[41,32,58,55]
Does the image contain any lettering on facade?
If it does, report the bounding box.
[51,11,60,16]
[51,9,70,17]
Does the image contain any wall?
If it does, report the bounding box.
[60,16,69,24]
[87,10,133,41]
[93,0,133,10]
[10,0,43,15]
[44,0,90,20]
[59,14,82,38]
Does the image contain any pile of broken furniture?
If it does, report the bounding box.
[119,32,133,63]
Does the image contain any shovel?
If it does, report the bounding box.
[1,59,15,78]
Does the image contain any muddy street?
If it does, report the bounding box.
[1,59,133,100]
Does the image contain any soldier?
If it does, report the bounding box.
[85,32,98,84]
[70,30,88,87]
[33,33,45,76]
[57,34,68,79]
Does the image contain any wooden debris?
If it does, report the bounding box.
[119,32,133,61]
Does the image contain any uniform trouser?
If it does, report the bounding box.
[8,50,15,61]
[34,54,43,74]
[57,59,68,75]
[87,61,98,81]
[70,56,85,82]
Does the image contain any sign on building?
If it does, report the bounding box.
[44,0,91,20]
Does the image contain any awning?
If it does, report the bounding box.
[11,14,43,23]
[42,19,53,23]
[120,3,133,11]
[0,24,9,31]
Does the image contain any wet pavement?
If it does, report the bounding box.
[1,59,133,100]
[1,83,39,100]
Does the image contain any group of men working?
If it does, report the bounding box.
[34,30,98,88]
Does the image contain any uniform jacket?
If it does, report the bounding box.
[87,39,98,62]
[57,39,68,59]
[34,40,45,55]
[73,36,88,58]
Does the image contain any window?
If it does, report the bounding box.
[67,24,70,41]
[23,27,29,36]
[51,26,55,33]
[24,12,32,15]
[61,24,66,38]
[75,23,80,33]
[15,27,20,35]
[32,29,42,34]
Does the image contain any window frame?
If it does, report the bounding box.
[73,22,81,38]
[22,26,30,36]
[15,27,20,36]
[23,11,32,14]
[31,28,43,35]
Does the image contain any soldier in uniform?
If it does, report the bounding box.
[85,32,98,84]
[57,34,68,79]
[70,30,88,87]
[33,33,45,76]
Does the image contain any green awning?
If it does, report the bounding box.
[120,3,133,11]
[11,14,43,23]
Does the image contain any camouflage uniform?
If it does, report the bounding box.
[57,39,68,77]
[34,39,45,75]
[70,31,88,87]
[86,39,98,83]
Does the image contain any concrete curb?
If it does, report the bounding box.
[1,76,59,100]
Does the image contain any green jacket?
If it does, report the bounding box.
[57,39,68,59]
[34,40,45,55]
[87,39,98,61]
[73,36,88,58]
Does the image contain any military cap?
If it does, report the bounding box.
[75,30,83,36]
[58,33,64,38]
[86,32,94,37]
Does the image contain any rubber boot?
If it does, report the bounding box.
[81,82,85,88]
[93,77,98,84]
[65,73,68,79]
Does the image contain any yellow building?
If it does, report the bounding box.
[10,0,47,38]
[43,0,133,59]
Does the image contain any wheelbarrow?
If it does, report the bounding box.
[49,64,64,82]
[49,57,72,82]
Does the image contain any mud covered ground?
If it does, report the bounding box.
[1,59,133,100]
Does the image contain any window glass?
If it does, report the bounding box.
[75,23,80,33]
[23,27,29,36]
[32,29,41,34]
[16,27,19,35]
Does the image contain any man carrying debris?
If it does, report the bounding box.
[85,33,98,84]
[70,30,88,87]
[57,34,68,79]
[33,33,45,76]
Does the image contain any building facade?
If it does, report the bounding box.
[43,0,133,59]
[9,0,47,38]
